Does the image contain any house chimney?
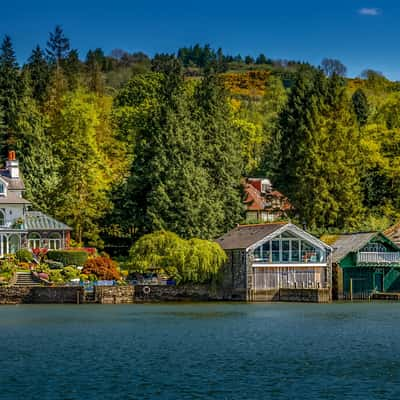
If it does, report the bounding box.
[6,151,19,179]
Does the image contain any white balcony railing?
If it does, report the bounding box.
[357,252,400,264]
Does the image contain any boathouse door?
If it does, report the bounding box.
[374,272,383,292]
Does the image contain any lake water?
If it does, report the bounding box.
[0,302,400,400]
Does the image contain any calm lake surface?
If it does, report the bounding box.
[0,302,400,400]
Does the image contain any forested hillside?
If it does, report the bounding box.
[1,28,399,253]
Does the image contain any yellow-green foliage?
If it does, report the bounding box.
[221,70,270,98]
[128,231,227,284]
[320,234,339,246]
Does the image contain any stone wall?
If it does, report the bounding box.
[0,286,83,304]
[33,287,84,303]
[0,287,33,304]
[0,285,331,304]
[134,284,228,302]
[94,286,135,304]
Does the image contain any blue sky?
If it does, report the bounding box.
[1,0,398,79]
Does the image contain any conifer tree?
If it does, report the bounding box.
[46,25,70,67]
[25,45,50,103]
[352,88,369,126]
[276,69,364,229]
[193,71,244,231]
[0,35,23,159]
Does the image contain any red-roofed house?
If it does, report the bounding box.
[244,178,292,222]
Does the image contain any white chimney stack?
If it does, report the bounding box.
[6,151,19,179]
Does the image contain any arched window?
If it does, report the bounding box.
[28,232,41,249]
[0,210,4,227]
[48,232,61,250]
[8,234,20,254]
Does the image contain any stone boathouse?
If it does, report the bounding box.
[0,151,72,255]
[217,223,332,302]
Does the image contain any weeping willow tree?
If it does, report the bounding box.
[128,231,226,284]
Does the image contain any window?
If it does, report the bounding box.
[0,210,4,227]
[28,233,41,249]
[48,232,61,250]
[9,235,19,254]
[362,242,386,252]
[0,183,4,196]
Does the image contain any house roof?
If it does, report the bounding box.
[330,232,378,263]
[244,183,266,211]
[0,170,25,190]
[216,223,289,250]
[23,211,72,231]
[0,191,30,204]
[243,183,292,212]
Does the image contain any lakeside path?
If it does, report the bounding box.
[0,302,400,400]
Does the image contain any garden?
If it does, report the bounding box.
[0,248,124,286]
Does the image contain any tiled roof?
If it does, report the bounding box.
[331,233,377,263]
[244,183,266,211]
[0,170,25,190]
[216,223,287,250]
[243,183,292,212]
[23,211,72,231]
[0,191,30,204]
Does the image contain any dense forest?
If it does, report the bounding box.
[1,26,400,254]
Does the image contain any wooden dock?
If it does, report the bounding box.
[371,292,400,301]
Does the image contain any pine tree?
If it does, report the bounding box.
[193,71,244,232]
[46,25,70,67]
[276,69,364,229]
[0,35,23,159]
[25,45,50,103]
[352,88,369,126]
[63,49,81,89]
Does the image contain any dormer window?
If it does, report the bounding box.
[0,183,5,196]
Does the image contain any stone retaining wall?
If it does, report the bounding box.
[0,287,33,304]
[33,287,84,303]
[0,286,83,304]
[0,285,331,304]
[134,284,227,302]
[0,286,134,304]
[95,286,135,304]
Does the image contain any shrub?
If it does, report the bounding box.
[49,269,65,284]
[47,250,88,266]
[17,262,31,270]
[15,249,33,262]
[82,256,121,280]
[63,266,80,280]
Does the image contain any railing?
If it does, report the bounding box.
[253,250,325,264]
[357,252,400,264]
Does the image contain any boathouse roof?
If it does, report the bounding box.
[216,223,286,250]
[330,232,400,263]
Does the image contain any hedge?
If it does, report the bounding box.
[47,250,88,266]
[15,249,34,262]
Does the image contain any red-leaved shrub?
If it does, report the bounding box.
[81,256,120,280]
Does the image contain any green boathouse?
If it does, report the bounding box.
[331,232,400,299]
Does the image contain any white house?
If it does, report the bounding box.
[0,151,72,256]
